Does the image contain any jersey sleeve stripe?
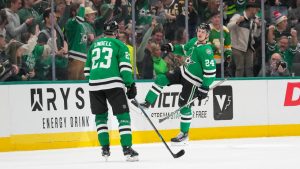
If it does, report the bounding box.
[203,69,216,78]
[119,62,132,67]
[120,67,132,73]
[203,74,216,78]
[120,64,132,70]
[204,69,216,73]
[75,16,84,23]
[119,63,132,73]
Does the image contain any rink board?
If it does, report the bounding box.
[0,79,300,151]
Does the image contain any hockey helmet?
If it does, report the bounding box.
[104,20,119,35]
[196,23,211,34]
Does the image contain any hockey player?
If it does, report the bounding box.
[132,23,216,144]
[84,20,139,161]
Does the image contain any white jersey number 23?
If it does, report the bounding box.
[91,47,113,69]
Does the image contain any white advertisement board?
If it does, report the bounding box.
[132,80,269,131]
[268,80,300,124]
[1,79,300,137]
[0,86,10,137]
[8,83,96,134]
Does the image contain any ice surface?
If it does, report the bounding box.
[1,137,300,169]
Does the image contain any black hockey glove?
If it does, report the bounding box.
[197,86,209,101]
[126,83,137,99]
[161,43,174,52]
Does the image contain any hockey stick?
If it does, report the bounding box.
[158,78,228,123]
[133,98,185,158]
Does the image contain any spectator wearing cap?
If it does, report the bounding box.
[83,7,96,47]
[5,0,33,42]
[267,11,290,43]
[227,1,261,77]
[18,0,42,35]
[268,0,289,24]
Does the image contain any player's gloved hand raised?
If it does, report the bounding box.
[161,43,174,52]
[126,83,137,99]
[197,86,209,101]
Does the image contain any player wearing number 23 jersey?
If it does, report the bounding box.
[84,37,133,90]
[84,21,139,162]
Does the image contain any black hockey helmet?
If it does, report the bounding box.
[196,23,211,34]
[104,20,119,35]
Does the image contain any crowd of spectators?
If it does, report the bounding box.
[0,0,299,81]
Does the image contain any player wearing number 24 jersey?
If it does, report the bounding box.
[84,21,139,162]
[132,23,216,145]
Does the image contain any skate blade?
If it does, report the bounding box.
[125,155,139,162]
[103,155,109,162]
[171,141,188,146]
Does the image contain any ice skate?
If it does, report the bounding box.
[171,132,189,146]
[131,100,150,109]
[123,146,139,162]
[101,145,110,161]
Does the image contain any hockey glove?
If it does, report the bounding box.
[161,43,174,52]
[126,83,137,99]
[197,86,209,101]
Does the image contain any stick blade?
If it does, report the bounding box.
[173,149,185,158]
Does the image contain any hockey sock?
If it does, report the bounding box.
[145,83,163,104]
[145,74,169,104]
[180,107,192,133]
[116,112,132,147]
[95,113,109,146]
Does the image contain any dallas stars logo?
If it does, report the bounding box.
[184,56,195,67]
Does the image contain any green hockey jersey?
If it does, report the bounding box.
[173,37,216,88]
[209,24,232,64]
[65,5,88,62]
[84,37,134,91]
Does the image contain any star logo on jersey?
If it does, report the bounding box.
[206,48,212,55]
[80,33,88,44]
[184,56,195,67]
